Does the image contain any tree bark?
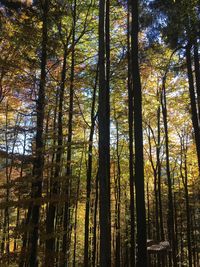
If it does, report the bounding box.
[25,1,48,266]
[127,1,135,265]
[186,44,200,174]
[84,65,98,267]
[99,0,111,265]
[156,92,164,241]
[161,76,177,267]
[73,151,83,267]
[62,1,76,266]
[131,0,147,266]
[115,120,121,267]
[180,135,192,267]
[193,42,200,121]
[92,171,99,267]
[45,43,68,267]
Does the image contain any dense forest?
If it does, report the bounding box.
[0,0,199,266]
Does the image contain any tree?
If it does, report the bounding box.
[131,0,147,266]
[98,0,111,266]
[83,65,98,267]
[25,0,49,266]
[161,67,177,267]
[127,1,136,265]
[0,0,199,266]
[62,1,77,266]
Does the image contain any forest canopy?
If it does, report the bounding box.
[0,0,199,266]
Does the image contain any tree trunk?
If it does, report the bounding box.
[131,0,147,266]
[92,171,99,267]
[186,44,200,174]
[180,136,192,267]
[146,124,159,241]
[45,43,67,267]
[73,151,83,267]
[62,1,76,266]
[25,1,48,265]
[161,76,177,267]
[99,0,111,265]
[115,120,121,267]
[84,65,98,267]
[193,41,200,121]
[127,1,135,265]
[157,92,164,241]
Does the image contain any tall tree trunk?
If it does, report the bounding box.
[146,180,151,239]
[92,171,99,267]
[193,41,200,120]
[24,1,48,266]
[73,151,83,267]
[62,1,76,266]
[131,0,147,266]
[186,44,200,173]
[84,65,98,267]
[115,120,121,267]
[99,0,111,265]
[127,0,135,265]
[124,192,130,267]
[14,122,27,253]
[180,136,192,267]
[161,76,177,267]
[157,92,164,241]
[45,44,68,267]
[2,102,10,258]
[146,124,159,241]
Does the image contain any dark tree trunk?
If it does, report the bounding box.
[73,152,83,267]
[62,1,76,266]
[2,103,10,258]
[161,76,177,267]
[154,169,160,242]
[24,1,49,266]
[92,172,99,267]
[84,66,98,267]
[186,45,200,173]
[180,136,192,267]
[45,43,67,267]
[127,1,135,265]
[14,125,27,253]
[124,192,130,267]
[115,120,121,267]
[193,42,200,120]
[146,124,159,241]
[157,92,164,241]
[146,181,151,239]
[131,0,147,266]
[99,0,111,265]
[184,158,192,267]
